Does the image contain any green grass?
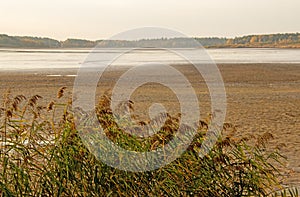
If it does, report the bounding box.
[0,88,298,196]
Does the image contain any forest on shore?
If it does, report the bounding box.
[0,32,300,48]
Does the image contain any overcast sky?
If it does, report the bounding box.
[1,0,299,40]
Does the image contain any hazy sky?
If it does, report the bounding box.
[1,0,299,40]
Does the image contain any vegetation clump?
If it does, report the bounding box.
[0,89,297,196]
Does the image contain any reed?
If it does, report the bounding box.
[0,88,297,196]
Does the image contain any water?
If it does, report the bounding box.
[0,48,300,71]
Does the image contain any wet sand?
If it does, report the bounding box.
[1,63,300,185]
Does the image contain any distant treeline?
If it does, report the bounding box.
[0,33,300,48]
[224,33,300,48]
[0,35,61,48]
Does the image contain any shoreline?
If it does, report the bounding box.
[1,62,300,72]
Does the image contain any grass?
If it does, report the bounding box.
[0,88,298,196]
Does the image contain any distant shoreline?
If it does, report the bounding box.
[1,32,300,49]
[1,46,300,50]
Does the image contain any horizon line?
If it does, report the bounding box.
[1,31,299,42]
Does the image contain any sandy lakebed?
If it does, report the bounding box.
[1,63,300,186]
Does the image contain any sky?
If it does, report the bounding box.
[0,0,300,40]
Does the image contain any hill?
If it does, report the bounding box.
[0,34,60,48]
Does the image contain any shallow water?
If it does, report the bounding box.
[1,48,300,70]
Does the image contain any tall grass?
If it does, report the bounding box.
[0,88,297,196]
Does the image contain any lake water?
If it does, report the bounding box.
[1,48,300,71]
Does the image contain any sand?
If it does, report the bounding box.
[0,63,300,185]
